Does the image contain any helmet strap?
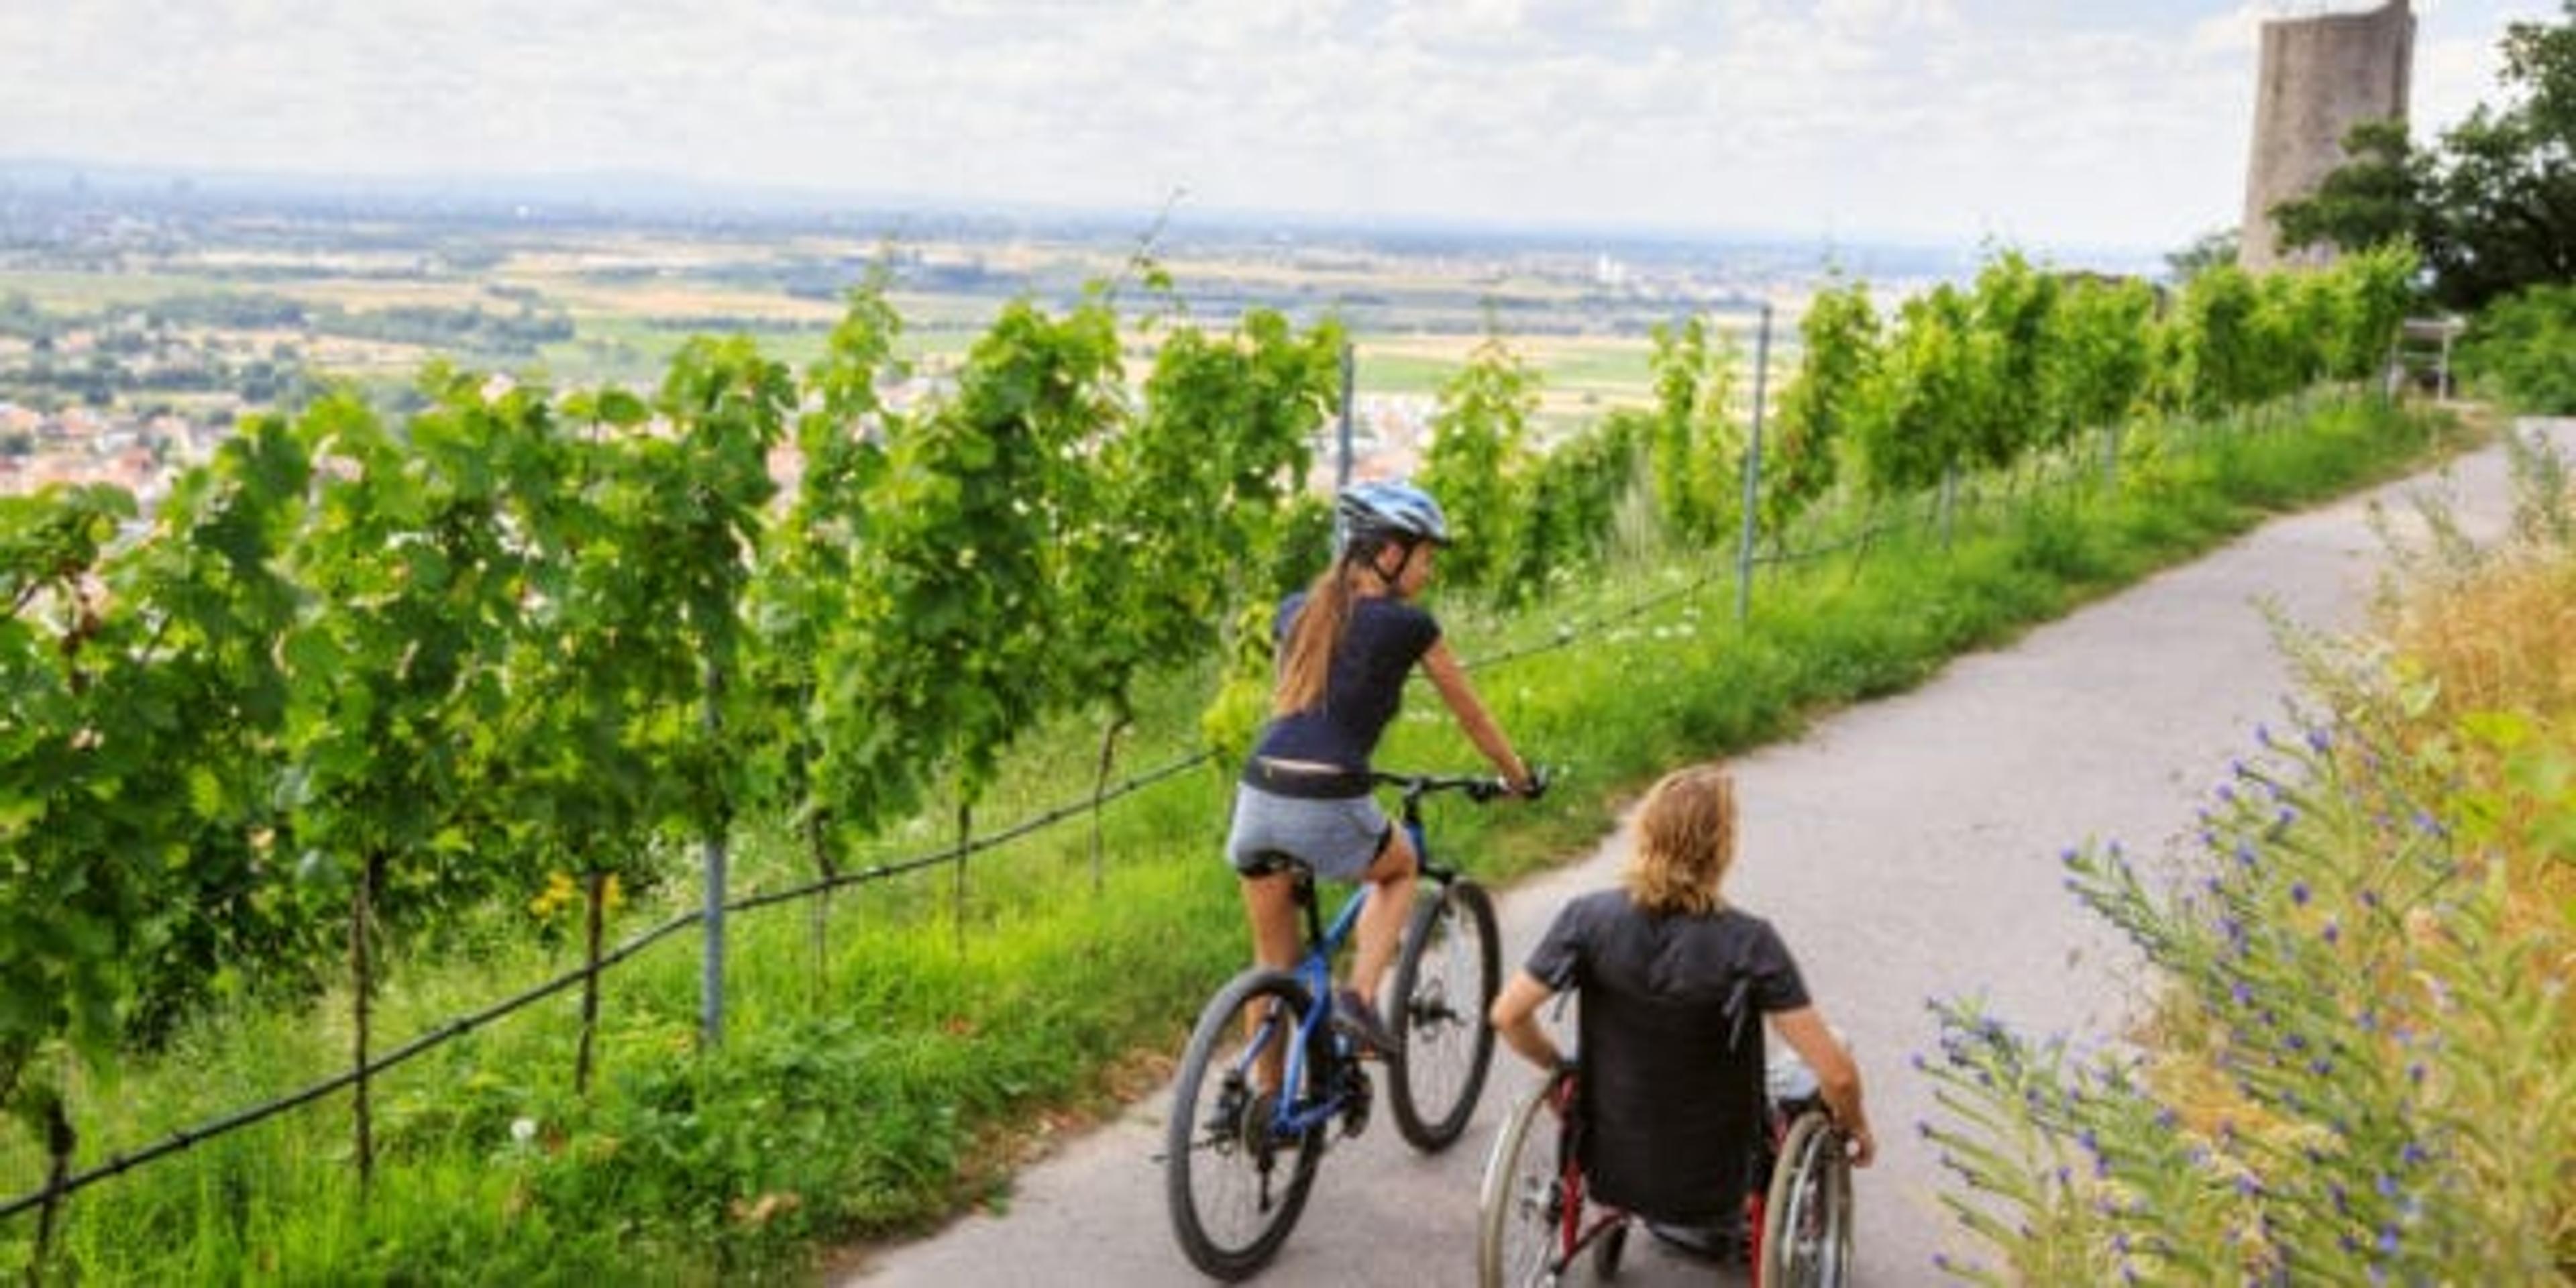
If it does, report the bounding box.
[1375,539,1419,590]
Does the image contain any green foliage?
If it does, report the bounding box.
[2325,244,2420,384]
[2166,263,2267,416]
[2275,118,2423,259]
[1067,309,1340,718]
[1501,410,1650,596]
[1419,329,1539,591]
[0,251,2471,1285]
[1927,713,2572,1285]
[2458,282,2576,413]
[2039,276,2155,449]
[2416,5,2576,310]
[1764,283,1876,536]
[745,278,899,873]
[1864,284,1988,496]
[1923,439,2576,1284]
[2165,228,2242,284]
[842,296,1122,814]
[2282,5,2574,309]
[1638,315,1742,549]
[1966,252,2061,466]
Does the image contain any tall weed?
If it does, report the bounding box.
[1924,427,2576,1283]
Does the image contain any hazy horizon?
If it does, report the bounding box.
[1,1,2555,257]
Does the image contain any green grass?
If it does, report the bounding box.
[0,392,2469,1285]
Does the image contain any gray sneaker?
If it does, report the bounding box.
[1333,988,1401,1057]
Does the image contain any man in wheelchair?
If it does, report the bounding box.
[1485,763,1872,1283]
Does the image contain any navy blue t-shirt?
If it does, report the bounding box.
[1250,592,1441,771]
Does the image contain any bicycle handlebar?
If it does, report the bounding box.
[1368,764,1554,804]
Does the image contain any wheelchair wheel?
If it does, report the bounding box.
[1165,969,1328,1282]
[1476,1077,1569,1288]
[1758,1109,1854,1287]
[1591,1218,1629,1279]
[1389,877,1501,1150]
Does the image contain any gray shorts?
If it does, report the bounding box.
[1224,783,1391,881]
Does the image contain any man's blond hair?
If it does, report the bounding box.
[1621,763,1737,916]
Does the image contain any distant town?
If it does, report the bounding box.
[0,162,2160,507]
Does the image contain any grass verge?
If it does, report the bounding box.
[1,393,2471,1284]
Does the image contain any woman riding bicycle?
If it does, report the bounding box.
[1224,478,1538,1055]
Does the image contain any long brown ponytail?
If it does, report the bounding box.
[1273,559,1361,716]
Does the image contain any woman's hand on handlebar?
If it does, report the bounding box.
[1509,763,1552,800]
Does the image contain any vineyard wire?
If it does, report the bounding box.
[0,376,2387,1225]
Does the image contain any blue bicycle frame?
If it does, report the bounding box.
[1241,777,1458,1141]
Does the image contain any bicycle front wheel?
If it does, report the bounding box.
[1389,877,1501,1149]
[1165,969,1328,1281]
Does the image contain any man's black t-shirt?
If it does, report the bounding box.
[1524,890,1810,1015]
[1523,889,1812,1221]
[1250,593,1440,771]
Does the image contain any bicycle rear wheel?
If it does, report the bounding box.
[1758,1109,1854,1287]
[1389,877,1500,1149]
[1165,969,1328,1281]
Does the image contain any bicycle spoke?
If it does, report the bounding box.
[1391,882,1499,1148]
[1167,972,1325,1279]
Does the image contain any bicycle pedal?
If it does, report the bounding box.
[1338,1068,1373,1139]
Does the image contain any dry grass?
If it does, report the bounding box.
[2382,555,2576,722]
[2368,434,2576,1018]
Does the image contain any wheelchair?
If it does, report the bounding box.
[1475,994,1856,1287]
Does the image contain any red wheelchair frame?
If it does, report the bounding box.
[1476,1055,1854,1286]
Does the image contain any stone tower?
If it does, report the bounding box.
[2239,0,2415,271]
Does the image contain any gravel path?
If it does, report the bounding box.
[840,419,2570,1287]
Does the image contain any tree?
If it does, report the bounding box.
[2164,228,2241,284]
[2277,4,2575,309]
[2273,119,2423,259]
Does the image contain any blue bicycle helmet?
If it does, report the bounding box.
[1334,478,1451,555]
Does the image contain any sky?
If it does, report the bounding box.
[0,0,2558,254]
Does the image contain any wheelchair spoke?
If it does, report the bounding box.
[1761,1110,1854,1287]
[1479,1080,1572,1287]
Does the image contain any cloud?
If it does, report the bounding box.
[0,1,2555,250]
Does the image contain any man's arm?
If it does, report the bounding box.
[1770,1006,1876,1167]
[1489,969,1564,1071]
